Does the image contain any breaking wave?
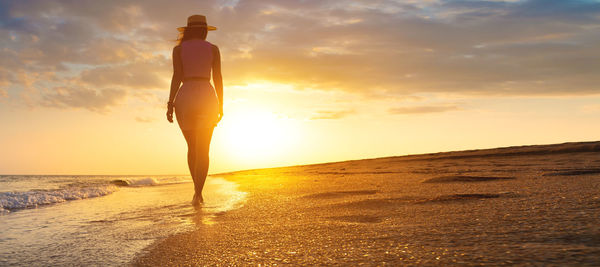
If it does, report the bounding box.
[0,185,118,211]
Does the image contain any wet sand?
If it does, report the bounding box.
[134,141,600,265]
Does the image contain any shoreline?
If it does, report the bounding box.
[0,177,245,266]
[133,141,600,265]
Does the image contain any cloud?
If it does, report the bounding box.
[214,0,600,96]
[508,0,600,21]
[80,58,170,90]
[388,105,460,114]
[135,116,156,123]
[1,0,599,113]
[40,87,126,112]
[0,67,11,87]
[581,104,600,113]
[311,109,355,120]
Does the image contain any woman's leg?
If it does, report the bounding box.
[181,128,205,205]
[181,129,197,180]
[192,125,215,202]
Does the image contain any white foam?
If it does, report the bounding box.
[112,176,191,187]
[126,177,159,186]
[203,177,247,213]
[0,185,118,211]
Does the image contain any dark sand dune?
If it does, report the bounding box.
[325,197,421,210]
[398,141,600,161]
[314,171,402,175]
[328,215,383,224]
[315,141,600,167]
[135,141,600,266]
[302,190,378,199]
[542,168,600,176]
[416,193,504,203]
[324,193,519,211]
[423,175,515,183]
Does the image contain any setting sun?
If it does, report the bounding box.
[218,104,300,164]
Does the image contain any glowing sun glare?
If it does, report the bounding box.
[220,109,298,161]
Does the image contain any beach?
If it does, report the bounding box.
[2,142,598,266]
[2,0,599,265]
[134,141,600,266]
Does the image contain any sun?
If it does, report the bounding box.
[217,107,299,163]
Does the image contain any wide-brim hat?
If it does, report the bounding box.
[177,15,217,32]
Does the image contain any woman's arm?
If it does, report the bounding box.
[166,46,183,123]
[212,45,223,121]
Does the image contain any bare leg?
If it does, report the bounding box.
[181,128,203,205]
[181,125,214,206]
[181,129,197,181]
[192,125,215,203]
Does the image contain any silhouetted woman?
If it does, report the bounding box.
[166,15,223,206]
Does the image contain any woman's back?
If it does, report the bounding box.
[174,39,219,131]
[181,39,213,79]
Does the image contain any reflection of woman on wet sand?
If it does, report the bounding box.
[166,15,223,206]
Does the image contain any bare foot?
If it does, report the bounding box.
[191,193,204,206]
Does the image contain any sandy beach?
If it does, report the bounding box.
[133,141,600,265]
[3,1,600,265]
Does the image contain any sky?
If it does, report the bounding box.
[0,0,599,175]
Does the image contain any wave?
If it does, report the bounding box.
[111,177,191,187]
[0,176,193,213]
[0,185,118,212]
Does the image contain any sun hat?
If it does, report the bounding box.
[177,15,217,32]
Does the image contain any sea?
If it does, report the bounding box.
[0,174,246,266]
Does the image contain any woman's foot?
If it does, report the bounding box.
[191,192,204,206]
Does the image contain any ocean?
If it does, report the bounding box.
[0,175,246,266]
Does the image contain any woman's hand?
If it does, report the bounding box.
[166,103,174,123]
[216,107,223,125]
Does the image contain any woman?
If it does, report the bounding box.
[166,15,223,206]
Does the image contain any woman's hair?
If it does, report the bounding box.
[176,27,208,45]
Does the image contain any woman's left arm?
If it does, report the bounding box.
[167,46,183,123]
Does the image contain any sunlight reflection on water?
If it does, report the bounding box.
[186,177,247,225]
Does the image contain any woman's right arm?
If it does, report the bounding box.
[212,45,223,123]
[166,46,183,123]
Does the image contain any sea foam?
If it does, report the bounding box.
[0,185,118,211]
[111,176,190,187]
